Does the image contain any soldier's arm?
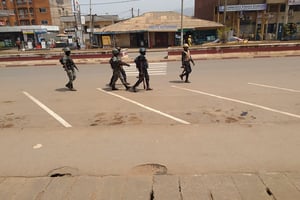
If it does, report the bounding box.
[120,60,130,67]
[190,56,195,65]
[70,58,79,71]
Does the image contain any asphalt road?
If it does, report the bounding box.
[0,57,300,177]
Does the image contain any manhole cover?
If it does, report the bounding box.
[129,163,167,175]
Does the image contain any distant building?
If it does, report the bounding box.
[194,0,300,40]
[0,0,72,28]
[95,11,223,48]
[60,15,120,47]
[0,25,59,48]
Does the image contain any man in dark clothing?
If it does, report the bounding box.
[132,48,152,92]
[110,48,130,90]
[180,43,195,83]
[60,47,79,91]
[109,47,130,86]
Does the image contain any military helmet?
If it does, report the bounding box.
[112,48,119,56]
[183,43,189,48]
[139,47,146,55]
[64,47,71,52]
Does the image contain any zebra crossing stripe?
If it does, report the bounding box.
[125,62,167,76]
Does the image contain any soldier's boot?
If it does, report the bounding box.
[125,85,131,90]
[179,74,183,80]
[132,87,137,92]
[146,80,152,91]
[69,83,77,91]
[65,82,71,89]
[185,74,190,83]
[111,85,118,90]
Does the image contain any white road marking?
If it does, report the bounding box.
[125,62,167,76]
[248,82,300,93]
[23,91,72,128]
[97,88,190,125]
[172,85,300,120]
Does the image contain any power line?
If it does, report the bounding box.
[80,0,140,6]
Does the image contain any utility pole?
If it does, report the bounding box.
[131,8,134,18]
[180,0,184,46]
[217,0,220,23]
[73,0,78,41]
[284,0,289,24]
[223,0,227,25]
[89,0,92,48]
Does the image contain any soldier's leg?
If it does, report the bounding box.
[132,74,144,92]
[185,65,192,83]
[65,70,73,89]
[119,72,130,90]
[145,70,152,90]
[111,70,119,90]
[120,67,129,84]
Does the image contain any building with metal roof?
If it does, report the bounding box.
[93,11,224,48]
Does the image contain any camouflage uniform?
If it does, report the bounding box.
[60,47,78,90]
[110,49,130,90]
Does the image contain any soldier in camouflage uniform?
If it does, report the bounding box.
[60,47,79,91]
[110,48,130,90]
[132,48,152,92]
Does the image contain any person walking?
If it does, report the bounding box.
[16,39,21,51]
[117,47,130,85]
[132,48,152,92]
[179,43,195,83]
[60,47,79,91]
[110,48,131,91]
[187,35,192,46]
[108,47,130,86]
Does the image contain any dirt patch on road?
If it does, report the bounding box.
[201,108,256,126]
[0,113,26,129]
[90,112,143,126]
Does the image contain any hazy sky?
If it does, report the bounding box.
[79,0,194,19]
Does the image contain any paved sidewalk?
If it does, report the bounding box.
[1,172,300,199]
[1,45,300,68]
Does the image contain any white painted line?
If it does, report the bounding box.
[248,82,300,93]
[172,85,300,120]
[97,88,190,125]
[23,91,72,128]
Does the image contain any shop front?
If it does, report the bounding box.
[218,3,267,40]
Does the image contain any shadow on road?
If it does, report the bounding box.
[55,88,71,92]
[169,80,186,84]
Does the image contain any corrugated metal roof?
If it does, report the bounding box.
[95,11,223,34]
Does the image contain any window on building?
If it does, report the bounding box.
[39,8,47,13]
[291,5,300,12]
[41,20,48,24]
[58,9,61,15]
[269,4,278,13]
[280,4,286,12]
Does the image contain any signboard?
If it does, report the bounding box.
[219,4,267,12]
[22,29,34,34]
[102,36,111,46]
[288,0,300,5]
